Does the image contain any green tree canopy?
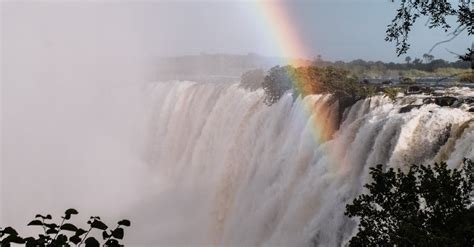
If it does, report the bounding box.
[345,159,473,247]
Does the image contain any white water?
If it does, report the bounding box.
[1,79,472,246]
[125,81,473,246]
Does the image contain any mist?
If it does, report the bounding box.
[2,1,472,246]
[1,2,158,231]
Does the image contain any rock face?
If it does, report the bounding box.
[397,96,474,113]
[423,96,462,107]
[399,104,422,113]
[405,85,422,94]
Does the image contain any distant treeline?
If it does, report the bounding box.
[315,57,470,72]
[155,53,472,82]
[313,55,472,79]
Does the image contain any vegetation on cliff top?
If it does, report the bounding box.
[260,65,376,106]
[344,159,473,247]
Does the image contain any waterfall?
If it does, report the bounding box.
[130,81,473,246]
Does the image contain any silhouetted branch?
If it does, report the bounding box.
[428,26,466,54]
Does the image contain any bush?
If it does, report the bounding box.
[345,159,473,247]
[0,209,130,247]
[262,66,295,105]
[239,69,265,91]
[459,71,474,83]
[400,77,416,84]
[262,65,376,105]
[383,87,400,101]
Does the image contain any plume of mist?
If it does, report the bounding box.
[1,2,157,228]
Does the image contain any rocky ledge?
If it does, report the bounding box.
[397,89,474,113]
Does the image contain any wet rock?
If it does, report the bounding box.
[405,85,422,95]
[434,96,458,107]
[399,104,422,113]
[464,97,474,105]
[423,98,436,104]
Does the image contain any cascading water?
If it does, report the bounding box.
[130,81,473,246]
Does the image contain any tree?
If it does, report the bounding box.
[412,58,422,65]
[262,66,295,105]
[405,56,412,64]
[240,69,265,91]
[261,65,375,106]
[386,0,473,62]
[345,159,473,247]
[423,53,434,63]
[0,209,131,247]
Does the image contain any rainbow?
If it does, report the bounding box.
[256,1,337,145]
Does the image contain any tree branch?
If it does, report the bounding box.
[428,26,467,54]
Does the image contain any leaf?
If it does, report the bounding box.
[102,230,110,240]
[44,223,58,230]
[38,234,51,241]
[2,227,18,235]
[69,235,82,245]
[111,228,124,239]
[60,223,78,232]
[34,214,51,220]
[2,234,25,243]
[84,237,100,247]
[91,220,108,230]
[24,237,38,247]
[56,234,68,244]
[27,220,44,226]
[117,219,131,227]
[75,228,87,236]
[65,208,78,215]
[46,228,59,234]
[105,239,121,247]
[64,208,79,220]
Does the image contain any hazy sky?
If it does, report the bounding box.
[2,0,470,63]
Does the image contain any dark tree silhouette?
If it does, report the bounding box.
[0,209,130,247]
[262,65,295,105]
[386,0,473,63]
[240,69,265,91]
[405,56,412,64]
[345,159,473,247]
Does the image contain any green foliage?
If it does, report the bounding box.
[317,57,470,79]
[346,159,474,247]
[262,65,375,105]
[262,66,295,105]
[383,87,400,101]
[0,209,131,247]
[459,71,474,83]
[400,77,416,85]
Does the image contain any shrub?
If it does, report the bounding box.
[262,66,295,105]
[262,65,376,105]
[345,159,473,247]
[383,87,400,101]
[459,71,474,83]
[239,69,265,91]
[0,209,130,247]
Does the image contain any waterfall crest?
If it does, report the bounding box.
[137,81,473,246]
